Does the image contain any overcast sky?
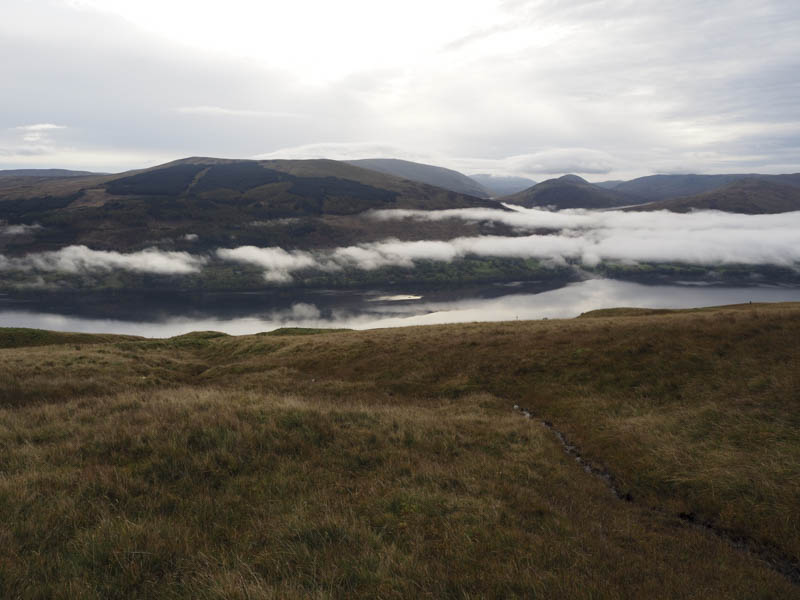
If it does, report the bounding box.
[2,0,798,180]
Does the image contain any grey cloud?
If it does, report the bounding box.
[253,142,429,162]
[15,124,66,131]
[0,1,371,170]
[462,149,620,177]
[423,0,800,177]
[2,0,799,179]
[175,106,307,119]
[15,123,67,143]
[0,146,54,157]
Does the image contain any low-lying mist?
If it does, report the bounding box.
[1,208,799,282]
[0,245,206,275]
[218,208,800,282]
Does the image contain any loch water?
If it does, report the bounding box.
[2,279,800,337]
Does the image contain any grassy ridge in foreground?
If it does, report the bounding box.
[0,327,139,349]
[1,303,800,597]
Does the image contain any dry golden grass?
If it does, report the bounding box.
[1,303,799,597]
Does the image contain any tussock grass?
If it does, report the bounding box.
[264,327,351,336]
[2,388,794,598]
[2,302,800,596]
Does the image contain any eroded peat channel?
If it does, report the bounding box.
[512,407,800,586]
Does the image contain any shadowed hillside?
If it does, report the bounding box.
[0,157,503,254]
[628,178,800,213]
[610,173,800,201]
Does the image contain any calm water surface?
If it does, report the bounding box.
[1,279,799,337]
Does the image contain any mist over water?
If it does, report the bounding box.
[2,279,799,338]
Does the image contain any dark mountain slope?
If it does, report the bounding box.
[613,173,800,201]
[628,178,800,214]
[347,158,489,198]
[502,174,644,209]
[0,157,505,254]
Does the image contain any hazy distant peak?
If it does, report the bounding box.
[469,174,537,197]
[556,174,588,184]
[347,158,490,198]
[626,177,800,214]
[0,168,100,178]
[502,172,641,209]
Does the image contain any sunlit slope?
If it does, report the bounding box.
[1,302,799,596]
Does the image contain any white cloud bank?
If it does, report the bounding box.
[216,209,800,281]
[216,247,317,282]
[2,210,799,282]
[0,245,206,274]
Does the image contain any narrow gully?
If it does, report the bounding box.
[511,404,800,586]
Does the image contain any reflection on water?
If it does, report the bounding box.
[1,279,799,338]
[368,295,424,302]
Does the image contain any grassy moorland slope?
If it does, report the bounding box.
[1,305,800,597]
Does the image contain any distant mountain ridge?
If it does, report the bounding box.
[503,171,800,212]
[606,173,800,201]
[0,168,101,178]
[469,174,537,197]
[347,158,490,198]
[627,178,800,214]
[501,174,645,210]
